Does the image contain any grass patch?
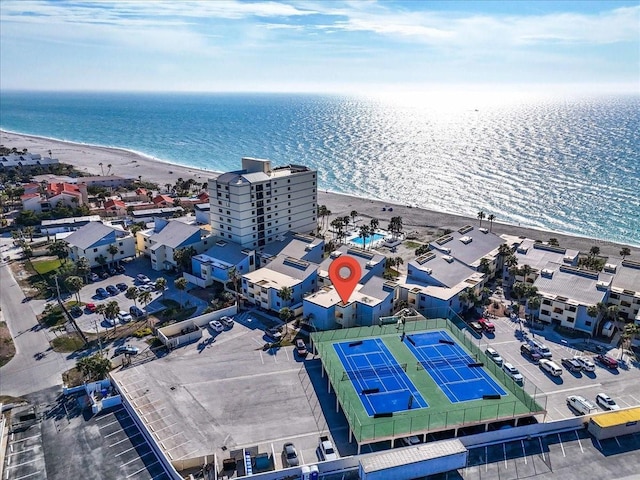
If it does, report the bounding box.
[160,299,180,308]
[40,305,66,328]
[51,334,85,352]
[0,321,16,368]
[156,306,198,324]
[32,258,62,275]
[404,240,422,249]
[0,395,27,405]
[62,367,86,388]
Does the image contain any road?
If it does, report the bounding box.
[0,260,77,397]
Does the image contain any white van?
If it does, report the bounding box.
[539,359,563,376]
[530,339,552,358]
[567,395,598,415]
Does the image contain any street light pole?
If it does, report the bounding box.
[94,319,103,356]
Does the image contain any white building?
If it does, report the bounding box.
[607,258,640,322]
[209,157,317,248]
[65,222,136,268]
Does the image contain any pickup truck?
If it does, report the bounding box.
[318,435,337,461]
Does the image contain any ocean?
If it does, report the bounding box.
[1,91,638,246]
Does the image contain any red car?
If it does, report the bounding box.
[596,354,618,369]
[478,318,495,333]
[86,303,97,313]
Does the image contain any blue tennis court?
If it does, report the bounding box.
[405,331,507,403]
[334,338,428,416]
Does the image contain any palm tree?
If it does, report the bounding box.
[174,277,188,307]
[350,210,358,227]
[226,266,240,305]
[65,276,84,304]
[154,277,167,300]
[589,246,600,258]
[487,214,496,232]
[99,162,104,175]
[620,247,631,260]
[621,323,640,360]
[477,211,486,228]
[138,290,152,316]
[105,301,120,332]
[23,225,35,242]
[478,258,491,274]
[358,224,370,250]
[369,218,379,236]
[388,216,403,240]
[107,244,119,267]
[126,286,139,307]
[95,303,106,321]
[394,257,404,269]
[106,163,112,175]
[75,256,91,283]
[47,240,69,263]
[96,254,107,272]
[527,296,541,320]
[277,285,293,302]
[548,238,560,247]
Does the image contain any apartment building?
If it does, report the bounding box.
[65,222,135,268]
[208,157,317,248]
[607,259,640,322]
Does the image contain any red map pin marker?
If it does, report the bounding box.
[328,255,361,304]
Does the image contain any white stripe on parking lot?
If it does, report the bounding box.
[558,434,566,457]
[127,461,159,478]
[9,435,41,444]
[13,471,43,480]
[547,384,601,395]
[7,447,35,456]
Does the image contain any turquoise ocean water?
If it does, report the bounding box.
[1,91,638,246]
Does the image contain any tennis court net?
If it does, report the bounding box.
[417,356,474,370]
[341,363,407,381]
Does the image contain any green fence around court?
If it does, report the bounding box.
[312,315,547,444]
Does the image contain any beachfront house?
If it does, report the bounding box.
[317,246,385,288]
[430,225,504,279]
[21,182,88,213]
[242,256,318,316]
[257,232,324,268]
[65,221,135,268]
[533,263,613,336]
[0,152,59,169]
[303,277,398,330]
[40,215,102,236]
[130,206,183,222]
[186,240,256,288]
[136,218,213,271]
[507,239,580,285]
[208,157,318,248]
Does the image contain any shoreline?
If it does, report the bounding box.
[1,129,636,257]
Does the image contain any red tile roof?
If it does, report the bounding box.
[48,182,81,196]
[153,195,174,205]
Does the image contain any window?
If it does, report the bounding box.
[585,321,592,327]
[118,242,123,246]
[566,317,575,323]
[120,250,124,255]
[93,248,97,252]
[219,208,222,212]
[541,309,550,316]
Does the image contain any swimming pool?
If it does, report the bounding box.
[349,233,385,247]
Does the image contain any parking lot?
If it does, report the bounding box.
[468,314,640,422]
[71,258,208,334]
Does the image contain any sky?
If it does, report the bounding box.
[0,0,638,93]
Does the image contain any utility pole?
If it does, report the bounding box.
[94,319,103,357]
[54,275,61,301]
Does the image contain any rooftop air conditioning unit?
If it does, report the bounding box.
[442,255,454,263]
[330,250,342,259]
[479,227,488,234]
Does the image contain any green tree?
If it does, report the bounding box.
[23,225,35,242]
[478,258,490,274]
[527,296,541,320]
[95,303,106,321]
[126,286,139,307]
[388,216,403,240]
[65,275,84,304]
[358,224,370,250]
[548,238,560,247]
[279,307,294,324]
[350,210,358,226]
[174,277,188,306]
[173,246,196,274]
[277,286,293,307]
[370,218,379,233]
[619,247,631,260]
[107,244,119,267]
[105,301,120,332]
[47,240,69,263]
[589,245,601,257]
[75,257,91,283]
[96,254,107,271]
[137,290,152,321]
[154,277,167,300]
[226,266,240,305]
[477,211,486,228]
[76,354,111,381]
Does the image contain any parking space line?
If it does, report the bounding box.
[147,416,174,427]
[7,447,36,456]
[128,460,160,478]
[6,458,39,469]
[105,429,126,438]
[13,471,43,480]
[575,430,584,453]
[485,446,488,472]
[259,350,264,364]
[9,435,41,444]
[629,395,640,405]
[98,419,121,429]
[557,434,566,457]
[285,349,290,361]
[121,450,155,466]
[110,432,143,447]
[115,445,141,457]
[614,437,621,447]
[521,440,527,464]
[503,443,507,468]
[538,437,545,461]
[548,384,601,395]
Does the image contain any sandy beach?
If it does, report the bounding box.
[1,129,634,257]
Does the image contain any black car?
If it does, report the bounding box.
[70,305,83,317]
[116,282,128,291]
[108,268,117,275]
[100,271,109,279]
[129,305,145,318]
[95,287,108,298]
[106,285,119,295]
[116,264,125,274]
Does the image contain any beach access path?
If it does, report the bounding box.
[1,130,634,258]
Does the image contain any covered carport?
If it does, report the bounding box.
[588,407,640,440]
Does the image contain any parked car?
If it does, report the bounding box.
[138,284,153,293]
[105,316,117,327]
[478,318,495,333]
[70,306,83,317]
[485,347,503,366]
[561,358,582,372]
[596,354,619,369]
[400,436,421,447]
[282,442,299,467]
[595,393,620,411]
[116,264,125,274]
[114,345,139,356]
[108,267,117,276]
[567,395,598,415]
[117,310,132,323]
[136,274,152,284]
[129,305,145,318]
[468,321,483,334]
[521,344,542,363]
[220,316,234,328]
[85,303,97,313]
[539,359,563,377]
[100,271,109,279]
[266,326,283,341]
[530,339,553,359]
[502,362,524,384]
[95,287,108,298]
[106,285,119,296]
[573,355,596,372]
[116,282,128,291]
[295,338,308,357]
[209,320,224,332]
[89,273,100,282]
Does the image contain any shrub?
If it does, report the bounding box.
[133,327,153,338]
